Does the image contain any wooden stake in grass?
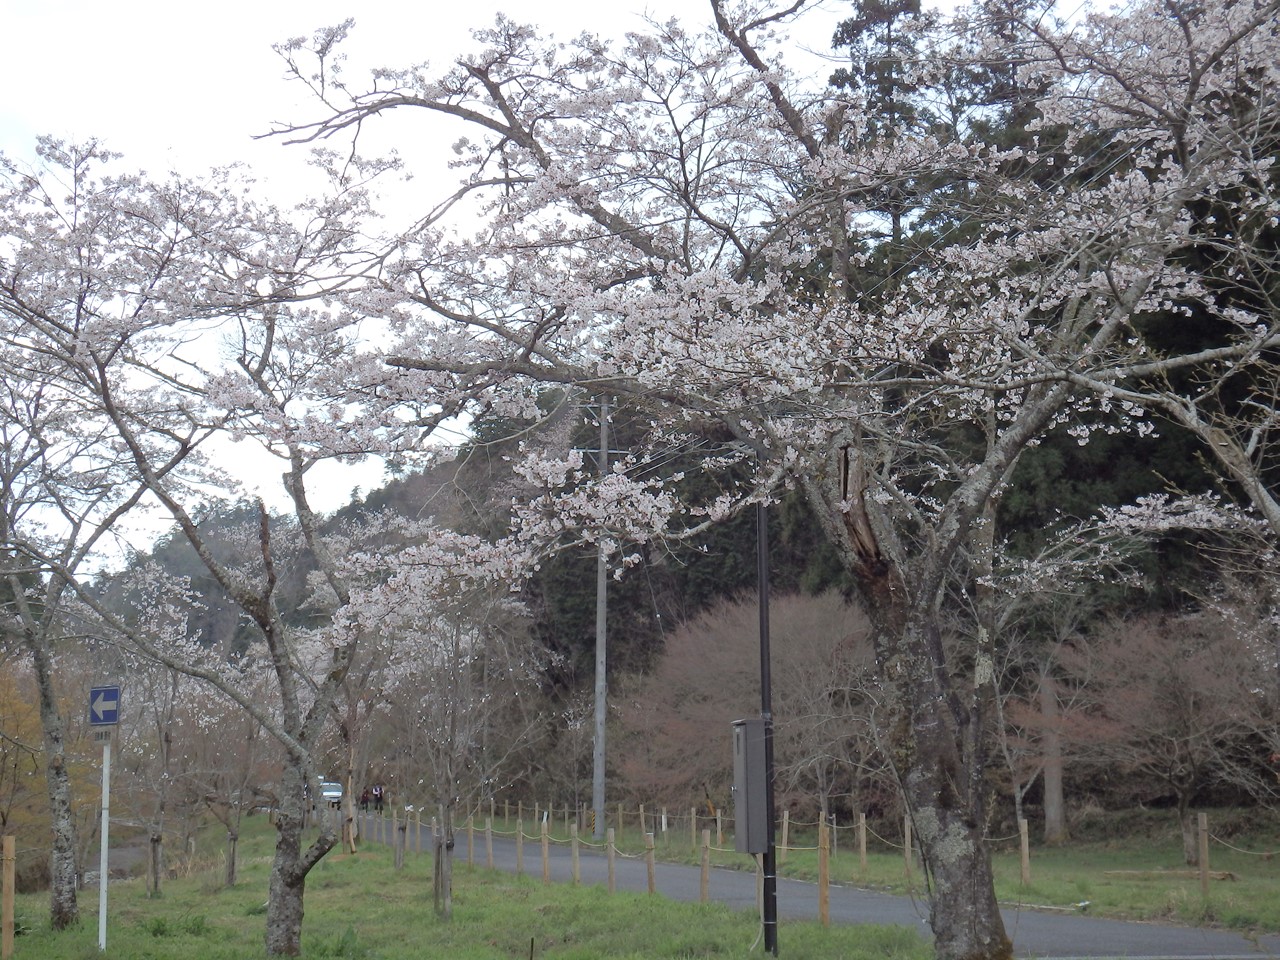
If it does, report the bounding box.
[903,816,913,885]
[571,823,581,885]
[858,812,867,874]
[3,835,14,960]
[700,829,710,903]
[818,820,830,928]
[645,832,656,894]
[516,820,524,876]
[1019,818,1031,886]
[1199,812,1210,900]
[395,819,405,871]
[541,819,551,885]
[691,807,698,852]
[486,817,494,869]
[780,810,789,864]
[607,827,617,894]
[468,816,475,867]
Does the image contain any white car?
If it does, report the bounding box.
[319,781,343,808]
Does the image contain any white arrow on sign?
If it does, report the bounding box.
[91,689,118,722]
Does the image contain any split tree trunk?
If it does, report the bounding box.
[840,505,1012,960]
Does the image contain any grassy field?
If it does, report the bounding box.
[7,818,927,960]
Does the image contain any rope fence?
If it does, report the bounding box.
[3,802,1270,954]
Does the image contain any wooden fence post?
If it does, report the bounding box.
[486,817,494,869]
[903,815,913,884]
[818,820,830,928]
[858,812,867,873]
[505,800,510,826]
[690,807,698,852]
[2,835,14,960]
[516,820,524,876]
[1199,813,1210,899]
[607,827,617,894]
[779,810,790,864]
[661,807,668,846]
[1019,818,1031,886]
[639,804,646,836]
[571,823,581,885]
[716,809,723,847]
[645,833,656,894]
[415,810,422,854]
[467,816,475,867]
[541,819,550,884]
[617,803,625,833]
[517,800,522,824]
[700,828,711,903]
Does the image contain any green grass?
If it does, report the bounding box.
[12,810,1280,957]
[634,818,1280,936]
[9,819,927,959]
[567,811,1280,937]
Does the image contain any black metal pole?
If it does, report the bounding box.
[757,499,778,956]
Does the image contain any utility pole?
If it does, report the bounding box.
[757,500,778,956]
[592,398,609,840]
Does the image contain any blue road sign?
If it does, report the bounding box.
[89,686,121,725]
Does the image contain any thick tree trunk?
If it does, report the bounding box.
[898,667,1012,960]
[856,563,1011,958]
[28,637,79,930]
[1040,676,1068,846]
[265,807,307,956]
[264,769,337,956]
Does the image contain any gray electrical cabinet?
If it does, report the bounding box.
[732,717,770,854]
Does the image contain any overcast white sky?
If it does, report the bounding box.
[0,0,843,518]
[0,1,843,196]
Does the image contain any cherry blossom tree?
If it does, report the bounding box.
[0,138,503,955]
[269,0,1279,955]
[371,586,542,918]
[0,140,222,928]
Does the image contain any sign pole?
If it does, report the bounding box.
[98,735,111,951]
[88,684,120,953]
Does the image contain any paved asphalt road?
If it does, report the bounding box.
[356,813,1280,959]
